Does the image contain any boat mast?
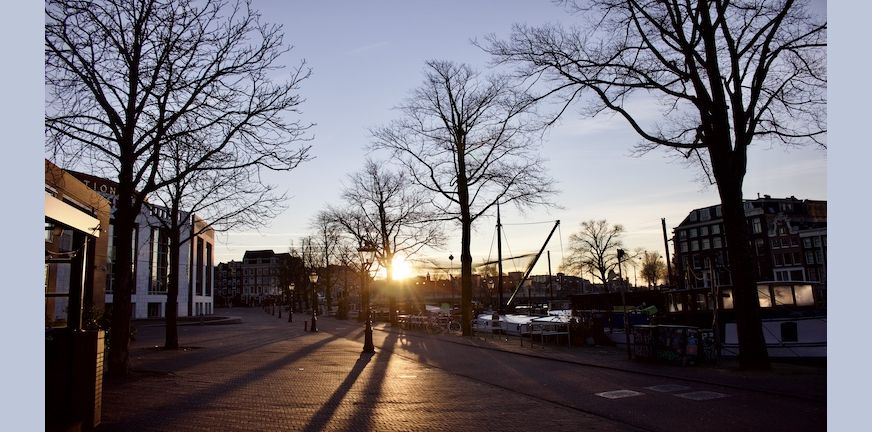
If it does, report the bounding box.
[497,203,504,314]
[506,220,560,308]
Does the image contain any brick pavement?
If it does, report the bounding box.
[368,318,826,403]
[98,308,641,432]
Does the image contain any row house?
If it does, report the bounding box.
[673,195,827,293]
[239,250,291,304]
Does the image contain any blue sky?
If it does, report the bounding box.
[215,0,827,277]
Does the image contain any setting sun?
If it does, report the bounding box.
[391,256,415,280]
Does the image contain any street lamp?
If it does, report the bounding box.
[358,242,378,353]
[448,254,454,301]
[617,249,631,360]
[309,271,319,332]
[288,282,295,322]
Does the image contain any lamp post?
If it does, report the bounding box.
[448,254,454,302]
[309,272,319,332]
[617,249,632,360]
[487,279,495,310]
[358,242,378,353]
[288,283,294,322]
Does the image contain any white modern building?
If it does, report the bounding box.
[70,171,215,318]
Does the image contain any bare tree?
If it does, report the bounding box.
[328,160,445,324]
[640,250,667,288]
[148,131,288,349]
[45,0,312,377]
[561,220,624,291]
[309,211,344,314]
[485,0,825,369]
[372,60,556,335]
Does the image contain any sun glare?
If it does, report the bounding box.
[392,256,415,280]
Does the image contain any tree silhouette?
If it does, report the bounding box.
[45,0,312,376]
[328,160,445,324]
[485,0,825,369]
[372,61,556,335]
[562,220,625,292]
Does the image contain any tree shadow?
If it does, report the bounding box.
[301,352,373,432]
[299,329,400,431]
[345,331,399,431]
[99,332,344,430]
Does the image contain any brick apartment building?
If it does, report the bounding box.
[672,195,827,293]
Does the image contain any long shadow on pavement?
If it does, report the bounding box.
[99,332,344,431]
[297,330,399,431]
[346,331,399,431]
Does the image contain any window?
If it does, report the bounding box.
[689,228,698,238]
[196,238,204,296]
[721,289,734,309]
[752,218,763,234]
[679,230,687,240]
[106,224,116,294]
[773,286,794,306]
[702,238,711,250]
[806,251,815,264]
[45,260,71,328]
[700,226,709,236]
[713,237,722,249]
[691,240,699,251]
[803,238,812,248]
[757,286,772,307]
[690,210,698,222]
[755,238,765,254]
[771,238,781,248]
[784,253,793,266]
[715,206,722,217]
[147,302,162,318]
[692,255,701,269]
[774,254,783,266]
[700,208,711,221]
[815,250,824,264]
[791,237,799,247]
[814,237,822,247]
[711,224,720,234]
[794,284,815,306]
[790,270,804,281]
[149,227,169,294]
[206,242,213,296]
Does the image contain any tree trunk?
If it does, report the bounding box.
[716,173,770,369]
[107,176,136,378]
[164,211,182,350]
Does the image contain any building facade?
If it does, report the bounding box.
[215,260,243,306]
[45,160,111,328]
[239,250,291,305]
[69,171,215,318]
[672,195,827,292]
[45,160,111,430]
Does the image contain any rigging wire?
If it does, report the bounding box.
[501,224,520,273]
[558,223,565,273]
[486,224,496,268]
